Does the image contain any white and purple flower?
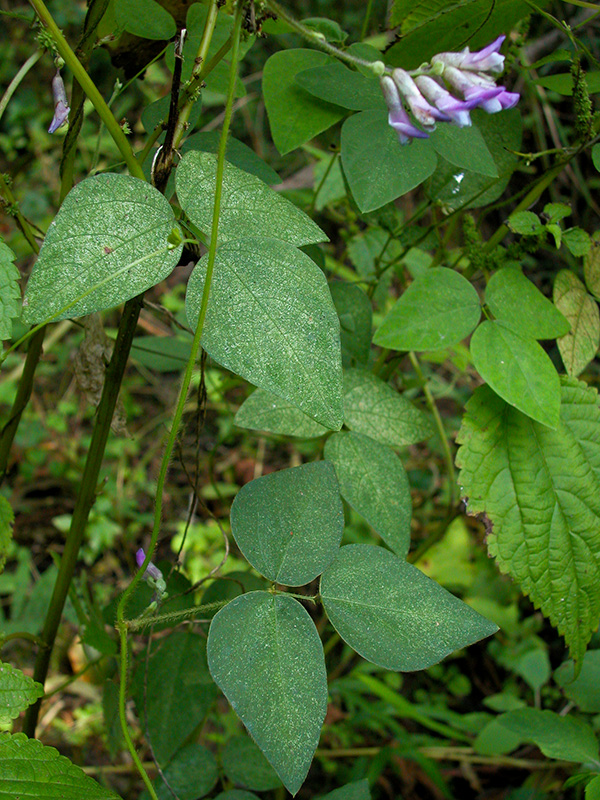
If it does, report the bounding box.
[48,69,70,134]
[381,75,428,145]
[431,35,507,74]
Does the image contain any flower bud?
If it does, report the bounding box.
[48,70,70,134]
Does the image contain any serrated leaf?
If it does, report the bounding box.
[0,733,118,799]
[295,62,384,111]
[185,238,343,430]
[0,238,21,341]
[497,709,599,763]
[114,0,176,39]
[230,461,344,585]
[235,388,329,438]
[324,432,412,557]
[374,267,481,351]
[263,50,345,155]
[486,267,570,340]
[429,125,497,177]
[140,744,218,800]
[456,378,600,664]
[132,631,217,765]
[555,650,600,713]
[320,544,498,671]
[176,152,325,247]
[222,736,282,791]
[343,368,434,447]
[207,592,327,795]
[544,202,571,223]
[0,496,14,574]
[470,321,561,428]
[329,281,372,367]
[554,270,599,377]
[0,662,44,723]
[584,232,600,300]
[22,174,182,323]
[507,211,543,236]
[563,228,591,257]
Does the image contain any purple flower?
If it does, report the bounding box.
[380,75,428,144]
[48,70,70,134]
[392,69,450,128]
[415,75,480,127]
[136,548,163,582]
[432,35,506,74]
[442,66,509,112]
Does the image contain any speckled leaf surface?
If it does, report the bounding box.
[0,238,21,341]
[0,662,43,724]
[186,238,343,430]
[234,388,329,438]
[324,432,411,557]
[176,151,326,246]
[320,545,497,671]
[343,369,433,447]
[456,379,600,664]
[230,462,344,586]
[0,733,118,799]
[22,174,182,323]
[207,592,327,796]
[553,270,600,377]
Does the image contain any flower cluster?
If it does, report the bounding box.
[381,36,519,144]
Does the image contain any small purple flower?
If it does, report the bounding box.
[48,70,70,134]
[432,35,506,74]
[136,548,163,582]
[415,75,480,127]
[442,66,509,112]
[380,75,428,144]
[392,69,450,129]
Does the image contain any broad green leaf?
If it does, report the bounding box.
[0,662,43,723]
[230,461,343,585]
[295,62,385,111]
[555,651,600,713]
[0,496,14,574]
[182,132,281,185]
[588,776,600,800]
[302,17,348,43]
[584,232,600,299]
[132,631,217,765]
[497,709,599,763]
[141,744,218,800]
[324,432,412,557]
[536,72,600,95]
[563,228,592,257]
[507,211,544,236]
[207,592,328,795]
[234,389,329,438]
[176,152,326,247]
[554,270,599,377]
[320,545,498,671]
[22,175,182,323]
[0,733,118,799]
[222,736,282,791]
[215,793,260,800]
[473,718,523,756]
[319,780,371,800]
[429,125,497,178]
[470,321,561,428]
[0,238,20,341]
[185,238,343,430]
[329,282,372,367]
[114,0,176,39]
[341,109,437,212]
[456,378,600,663]
[343,368,434,447]
[130,336,192,372]
[486,267,570,339]
[262,50,345,155]
[374,267,481,351]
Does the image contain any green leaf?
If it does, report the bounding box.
[587,776,600,800]
[584,232,600,300]
[497,709,599,763]
[429,125,497,177]
[214,792,260,800]
[262,50,345,155]
[114,0,176,39]
[507,210,543,236]
[295,62,384,111]
[456,378,600,664]
[536,72,600,95]
[330,281,372,367]
[0,662,43,724]
[0,496,14,575]
[343,368,434,447]
[341,109,437,213]
[486,267,570,339]
[374,267,481,351]
[320,544,498,671]
[230,461,343,585]
[0,733,118,799]
[141,744,218,800]
[176,151,325,247]
[563,228,592,257]
[324,432,412,557]
[0,238,21,341]
[182,132,281,185]
[22,175,182,324]
[185,238,343,430]
[130,336,192,372]
[132,631,217,765]
[554,270,599,377]
[555,650,600,713]
[235,388,329,438]
[207,592,328,795]
[222,736,282,791]
[544,202,571,223]
[301,17,348,43]
[319,779,371,800]
[470,321,561,428]
[593,144,600,173]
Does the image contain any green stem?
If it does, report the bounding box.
[360,0,375,39]
[28,0,145,181]
[0,631,47,649]
[22,294,144,738]
[0,51,42,124]
[114,4,245,793]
